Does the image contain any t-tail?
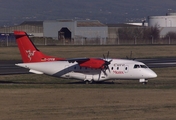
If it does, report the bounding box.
[14,31,65,63]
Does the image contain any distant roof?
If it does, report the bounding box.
[20,21,43,27]
[58,19,74,22]
[107,23,144,27]
[77,20,106,27]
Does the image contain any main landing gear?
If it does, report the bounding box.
[85,80,93,84]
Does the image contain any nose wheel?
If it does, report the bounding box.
[142,82,148,85]
[139,79,148,84]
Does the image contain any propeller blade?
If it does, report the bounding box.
[130,51,132,59]
[107,51,109,59]
[103,54,105,59]
[101,51,113,74]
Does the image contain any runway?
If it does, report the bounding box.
[0,60,28,75]
[1,58,176,75]
[137,57,176,68]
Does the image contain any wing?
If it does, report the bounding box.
[67,58,105,69]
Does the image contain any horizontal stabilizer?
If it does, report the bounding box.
[29,69,43,74]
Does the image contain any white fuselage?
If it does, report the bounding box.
[16,59,157,82]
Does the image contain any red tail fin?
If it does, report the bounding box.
[14,31,65,63]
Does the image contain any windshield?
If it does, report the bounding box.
[134,64,140,68]
[134,64,148,69]
[140,65,148,68]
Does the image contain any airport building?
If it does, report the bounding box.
[0,20,108,44]
[1,12,176,44]
[148,12,176,37]
[43,20,108,42]
[0,21,43,37]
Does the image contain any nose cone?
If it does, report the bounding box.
[148,70,157,78]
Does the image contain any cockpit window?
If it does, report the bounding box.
[140,65,148,68]
[134,64,140,68]
[134,64,148,69]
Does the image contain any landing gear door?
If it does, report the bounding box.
[124,65,129,73]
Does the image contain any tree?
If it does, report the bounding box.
[118,26,160,41]
[164,32,176,39]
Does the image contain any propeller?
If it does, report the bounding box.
[101,51,112,74]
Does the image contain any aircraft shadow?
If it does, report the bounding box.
[68,81,115,84]
[0,80,116,85]
[0,80,17,84]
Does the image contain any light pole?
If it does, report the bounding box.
[134,36,137,44]
[151,35,153,44]
[168,35,170,44]
[6,34,9,47]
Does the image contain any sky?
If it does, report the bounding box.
[0,0,176,26]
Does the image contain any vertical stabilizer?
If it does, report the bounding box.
[14,31,64,63]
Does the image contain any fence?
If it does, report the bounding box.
[1,37,176,46]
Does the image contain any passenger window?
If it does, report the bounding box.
[125,67,128,70]
[117,67,119,70]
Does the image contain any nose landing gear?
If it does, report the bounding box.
[139,79,148,85]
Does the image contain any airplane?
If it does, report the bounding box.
[14,31,157,84]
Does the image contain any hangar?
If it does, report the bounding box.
[0,21,43,37]
[0,20,108,44]
[43,20,108,43]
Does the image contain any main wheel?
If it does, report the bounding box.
[85,80,93,84]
